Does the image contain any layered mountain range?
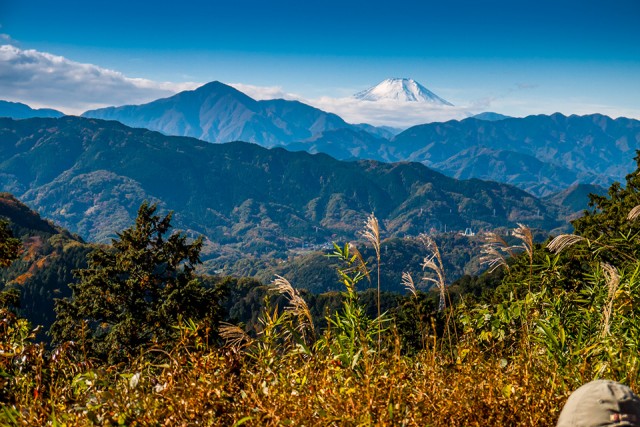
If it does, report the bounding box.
[5,80,635,199]
[292,113,639,196]
[0,116,568,270]
[79,81,640,197]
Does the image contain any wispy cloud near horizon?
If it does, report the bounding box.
[230,82,470,126]
[228,83,302,101]
[0,40,471,126]
[308,96,471,127]
[0,44,200,114]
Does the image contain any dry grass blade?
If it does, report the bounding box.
[402,272,417,297]
[628,205,640,221]
[219,322,253,350]
[348,242,371,283]
[547,234,586,254]
[271,275,315,337]
[601,263,620,337]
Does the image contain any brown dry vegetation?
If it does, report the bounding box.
[6,328,577,427]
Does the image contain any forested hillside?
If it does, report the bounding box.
[0,116,567,273]
[0,193,92,339]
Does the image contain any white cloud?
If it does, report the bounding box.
[0,34,17,45]
[228,83,302,101]
[228,82,471,127]
[307,96,471,127]
[0,44,201,114]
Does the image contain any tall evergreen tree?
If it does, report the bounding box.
[0,219,21,313]
[0,219,25,404]
[51,203,225,362]
[0,219,20,269]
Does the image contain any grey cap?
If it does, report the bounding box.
[557,380,640,427]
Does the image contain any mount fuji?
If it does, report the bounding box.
[354,78,453,106]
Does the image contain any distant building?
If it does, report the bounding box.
[460,227,475,237]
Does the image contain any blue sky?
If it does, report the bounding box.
[1,0,639,125]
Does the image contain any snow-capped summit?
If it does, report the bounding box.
[353,78,453,106]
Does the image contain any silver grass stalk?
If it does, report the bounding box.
[514,223,535,286]
[361,214,382,347]
[219,322,253,350]
[547,234,586,254]
[402,272,417,298]
[479,244,510,273]
[423,254,446,311]
[419,234,447,311]
[628,205,640,221]
[479,231,515,273]
[483,231,516,258]
[513,223,534,259]
[418,234,445,273]
[271,275,315,338]
[601,263,620,337]
[361,213,381,256]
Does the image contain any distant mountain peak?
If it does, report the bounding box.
[195,80,240,94]
[471,112,512,122]
[0,100,64,119]
[353,78,453,106]
[82,80,349,147]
